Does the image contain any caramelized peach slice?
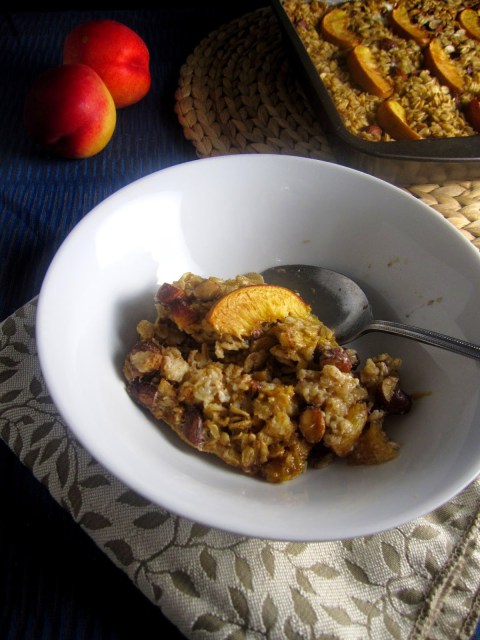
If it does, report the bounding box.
[376,98,422,140]
[389,2,430,47]
[206,285,311,338]
[459,8,480,41]
[424,38,464,92]
[347,421,399,465]
[347,45,393,98]
[321,8,360,49]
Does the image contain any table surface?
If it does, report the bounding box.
[0,6,265,639]
[1,5,480,640]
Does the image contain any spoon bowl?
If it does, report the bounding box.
[262,264,480,361]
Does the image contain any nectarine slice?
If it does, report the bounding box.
[347,45,394,99]
[206,285,311,338]
[459,9,480,41]
[424,39,464,93]
[389,2,430,47]
[376,98,422,140]
[321,8,360,49]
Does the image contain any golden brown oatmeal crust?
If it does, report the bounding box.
[124,273,412,482]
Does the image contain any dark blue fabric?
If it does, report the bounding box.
[1,8,209,319]
[0,6,265,639]
[1,5,479,639]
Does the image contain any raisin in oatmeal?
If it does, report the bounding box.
[123,272,412,483]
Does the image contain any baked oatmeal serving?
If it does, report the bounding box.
[123,272,412,483]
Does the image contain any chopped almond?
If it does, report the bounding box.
[347,45,394,98]
[156,283,198,330]
[376,98,422,140]
[321,8,360,49]
[424,38,464,92]
[389,2,430,47]
[458,8,480,41]
[299,406,326,444]
[206,285,311,339]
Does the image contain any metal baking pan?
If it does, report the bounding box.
[271,0,480,185]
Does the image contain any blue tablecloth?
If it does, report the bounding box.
[0,6,264,638]
[1,5,480,639]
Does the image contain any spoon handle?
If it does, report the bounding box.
[363,320,480,361]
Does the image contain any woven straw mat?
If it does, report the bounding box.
[175,6,480,250]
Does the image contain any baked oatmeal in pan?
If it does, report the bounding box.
[281,0,480,142]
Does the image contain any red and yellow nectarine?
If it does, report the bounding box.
[24,63,116,159]
[63,19,151,108]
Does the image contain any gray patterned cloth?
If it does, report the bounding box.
[1,299,480,640]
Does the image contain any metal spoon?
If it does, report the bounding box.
[261,264,480,361]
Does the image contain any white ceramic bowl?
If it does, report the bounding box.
[37,154,480,541]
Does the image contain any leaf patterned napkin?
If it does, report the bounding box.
[1,299,480,640]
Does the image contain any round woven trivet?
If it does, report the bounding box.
[175,7,480,249]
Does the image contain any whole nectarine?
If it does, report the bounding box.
[63,19,151,108]
[24,63,116,159]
